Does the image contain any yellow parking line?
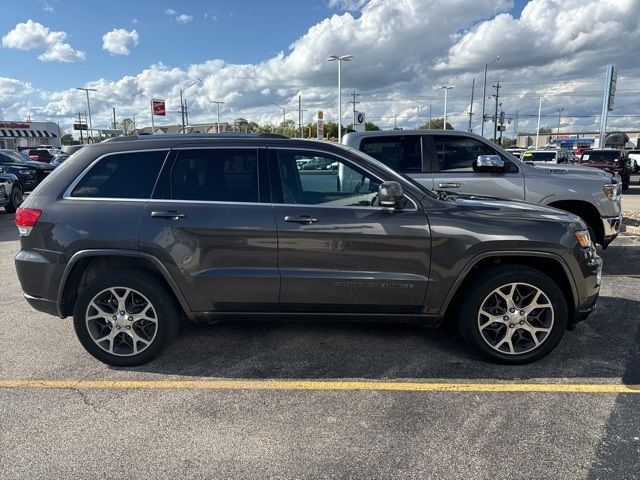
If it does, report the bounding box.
[0,379,639,393]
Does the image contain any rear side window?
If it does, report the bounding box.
[168,148,259,202]
[70,151,167,198]
[359,136,423,173]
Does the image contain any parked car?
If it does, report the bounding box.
[342,130,622,248]
[50,153,70,168]
[15,134,602,366]
[505,148,526,159]
[0,167,23,213]
[521,149,574,164]
[628,150,640,174]
[300,157,336,170]
[0,149,55,191]
[579,149,632,191]
[25,149,54,163]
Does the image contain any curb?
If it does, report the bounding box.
[622,225,640,236]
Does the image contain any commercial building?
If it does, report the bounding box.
[0,120,61,149]
[517,131,640,149]
[132,118,250,135]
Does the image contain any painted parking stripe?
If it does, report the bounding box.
[0,379,639,393]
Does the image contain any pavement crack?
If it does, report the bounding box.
[70,386,117,415]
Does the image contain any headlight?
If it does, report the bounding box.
[575,230,592,248]
[603,183,621,201]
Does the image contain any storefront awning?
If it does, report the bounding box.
[0,129,57,138]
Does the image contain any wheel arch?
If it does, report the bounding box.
[57,249,191,318]
[441,252,578,327]
[546,200,603,245]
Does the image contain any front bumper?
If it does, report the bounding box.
[601,215,622,246]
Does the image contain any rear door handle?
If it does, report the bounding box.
[438,183,461,189]
[151,211,186,219]
[284,215,319,224]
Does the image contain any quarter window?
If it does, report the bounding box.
[359,135,423,173]
[169,149,259,202]
[273,149,381,207]
[433,135,505,172]
[70,151,167,198]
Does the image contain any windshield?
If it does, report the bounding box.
[522,151,556,162]
[581,151,619,163]
[344,144,437,199]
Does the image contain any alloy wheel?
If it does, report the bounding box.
[477,282,554,355]
[85,287,158,356]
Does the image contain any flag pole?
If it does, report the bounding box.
[150,100,155,133]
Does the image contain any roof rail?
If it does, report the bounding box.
[101,132,289,143]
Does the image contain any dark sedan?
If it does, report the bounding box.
[25,149,54,163]
[0,149,55,191]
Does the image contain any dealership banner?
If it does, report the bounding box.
[152,99,166,116]
[317,111,324,139]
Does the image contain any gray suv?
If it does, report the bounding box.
[15,135,602,366]
[343,130,622,248]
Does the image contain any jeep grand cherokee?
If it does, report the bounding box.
[15,134,602,366]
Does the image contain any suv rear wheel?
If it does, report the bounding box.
[73,270,180,366]
[457,265,568,364]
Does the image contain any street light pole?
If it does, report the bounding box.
[272,103,286,131]
[326,54,353,142]
[211,100,224,132]
[535,96,545,148]
[76,87,97,143]
[481,57,500,137]
[439,85,454,129]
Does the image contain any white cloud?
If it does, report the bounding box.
[0,77,33,98]
[176,14,193,24]
[132,18,138,24]
[1,19,85,62]
[164,9,176,15]
[102,28,139,55]
[41,0,54,12]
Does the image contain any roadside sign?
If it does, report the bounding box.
[152,99,166,116]
[354,111,365,132]
[73,123,88,131]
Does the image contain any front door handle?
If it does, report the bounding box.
[151,211,186,219]
[438,183,461,189]
[284,215,319,224]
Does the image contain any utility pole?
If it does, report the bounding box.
[394,113,397,130]
[498,104,504,146]
[77,113,84,143]
[295,95,308,138]
[467,78,475,132]
[180,90,185,133]
[210,100,224,132]
[513,111,519,144]
[112,107,116,130]
[349,91,359,128]
[428,104,432,129]
[556,107,565,140]
[492,82,501,143]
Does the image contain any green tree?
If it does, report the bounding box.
[60,133,74,145]
[500,137,517,148]
[120,118,134,135]
[418,117,454,130]
[538,126,552,134]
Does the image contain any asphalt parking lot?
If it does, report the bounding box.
[1,195,639,479]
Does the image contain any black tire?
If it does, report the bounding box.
[73,270,181,366]
[457,265,568,364]
[4,185,22,213]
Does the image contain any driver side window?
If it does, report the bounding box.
[433,135,506,173]
[273,149,382,207]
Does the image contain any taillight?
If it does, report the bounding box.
[15,207,42,236]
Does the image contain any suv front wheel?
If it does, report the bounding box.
[73,270,180,366]
[457,265,568,364]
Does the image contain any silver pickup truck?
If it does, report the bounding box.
[343,130,622,248]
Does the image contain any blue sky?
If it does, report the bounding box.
[1,0,638,134]
[1,1,344,90]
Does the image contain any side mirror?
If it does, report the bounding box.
[474,154,506,173]
[378,181,405,208]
